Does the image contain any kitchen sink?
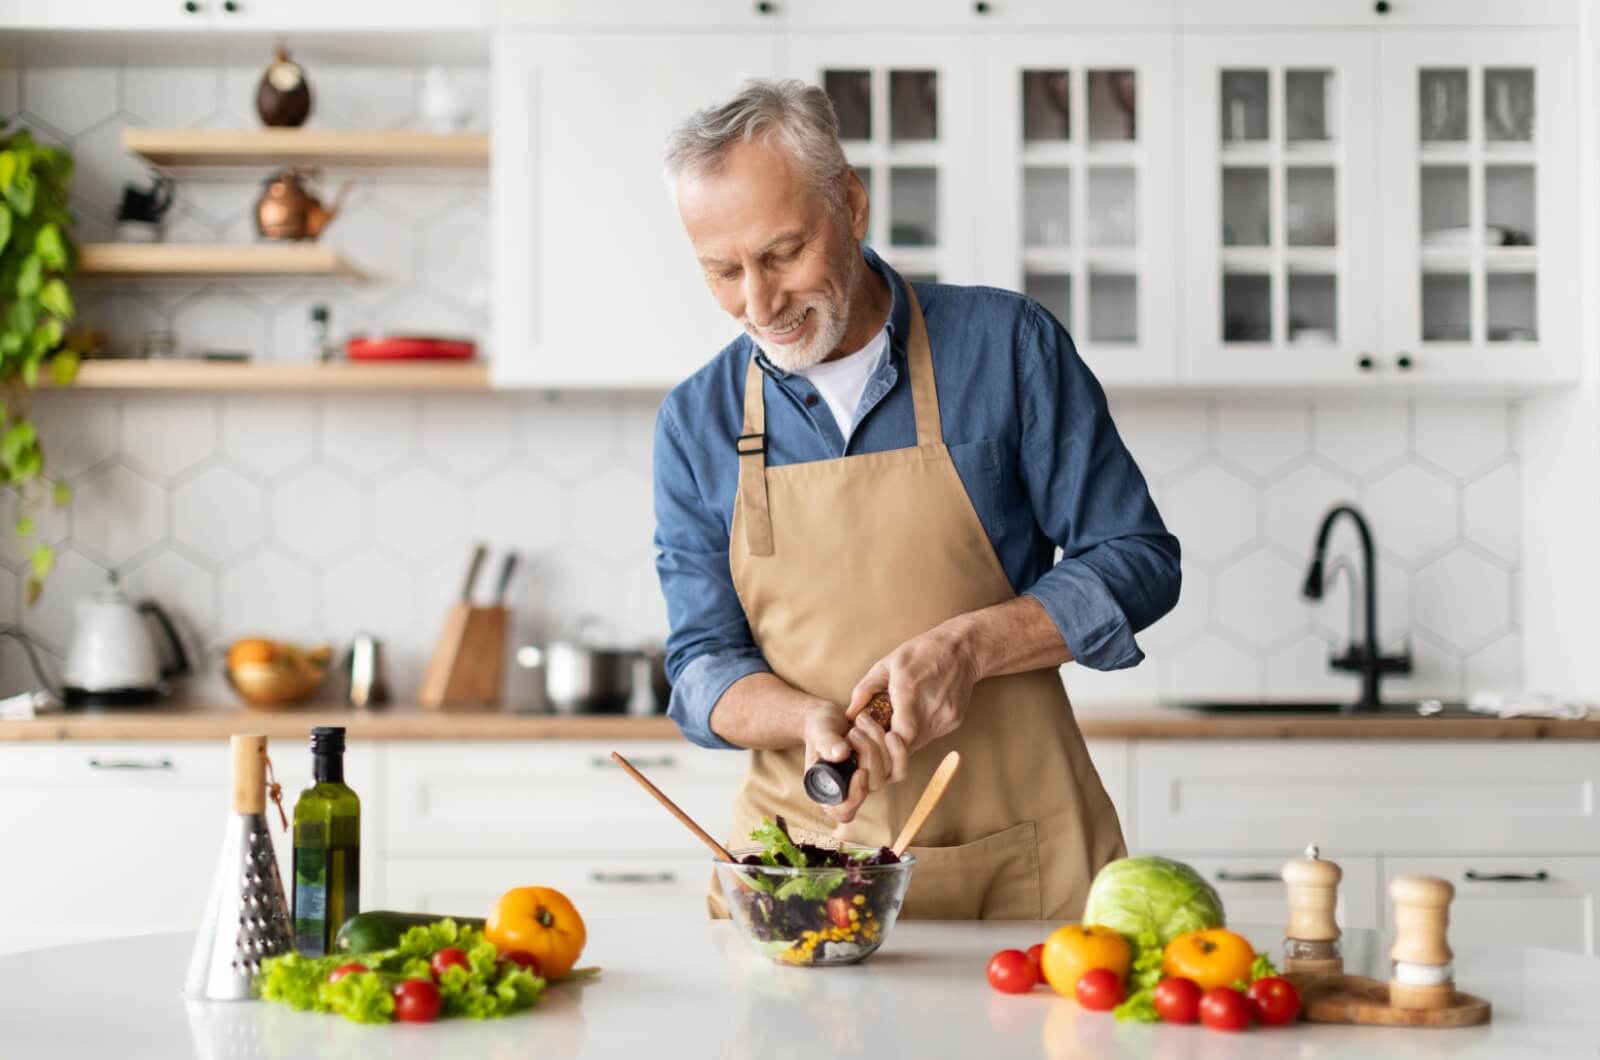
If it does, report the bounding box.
[1177,700,1477,717]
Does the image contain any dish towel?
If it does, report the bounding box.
[1467,690,1591,720]
[0,690,60,720]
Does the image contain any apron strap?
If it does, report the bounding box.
[738,351,775,557]
[903,285,942,447]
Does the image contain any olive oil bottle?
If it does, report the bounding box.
[292,726,360,955]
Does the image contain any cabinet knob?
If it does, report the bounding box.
[1375,0,1391,13]
[183,0,200,11]
[1396,354,1414,371]
[974,1,992,13]
[1357,355,1375,371]
[222,0,238,10]
[754,1,774,13]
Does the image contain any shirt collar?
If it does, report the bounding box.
[751,244,909,379]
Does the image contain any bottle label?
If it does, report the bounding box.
[293,847,329,955]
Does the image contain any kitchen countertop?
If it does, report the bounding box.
[2,921,1596,1059]
[3,702,1599,741]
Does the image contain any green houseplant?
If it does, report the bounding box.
[0,124,80,603]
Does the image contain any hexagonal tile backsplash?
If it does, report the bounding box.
[0,61,1521,708]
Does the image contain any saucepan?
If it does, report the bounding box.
[515,620,671,715]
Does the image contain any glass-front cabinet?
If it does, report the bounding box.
[1378,31,1577,384]
[1183,33,1379,383]
[979,34,1176,384]
[786,35,977,287]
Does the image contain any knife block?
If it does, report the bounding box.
[418,603,507,711]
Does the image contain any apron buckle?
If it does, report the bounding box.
[736,432,765,456]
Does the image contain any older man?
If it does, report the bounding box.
[654,80,1180,919]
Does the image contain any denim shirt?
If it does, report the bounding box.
[653,246,1181,749]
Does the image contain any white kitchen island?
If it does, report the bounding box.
[1,920,1596,1059]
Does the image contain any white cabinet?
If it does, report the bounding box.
[0,1,205,29]
[0,0,487,30]
[386,855,714,920]
[979,32,1177,383]
[1185,854,1380,931]
[491,31,775,388]
[1383,856,1600,957]
[1084,739,1130,831]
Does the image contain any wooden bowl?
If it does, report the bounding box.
[225,659,328,710]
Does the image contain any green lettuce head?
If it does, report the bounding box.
[1083,856,1225,945]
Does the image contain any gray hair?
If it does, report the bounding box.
[663,78,851,215]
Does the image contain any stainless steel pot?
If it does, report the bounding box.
[516,640,637,714]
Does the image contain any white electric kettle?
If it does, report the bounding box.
[62,572,190,707]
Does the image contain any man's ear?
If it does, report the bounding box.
[845,169,870,242]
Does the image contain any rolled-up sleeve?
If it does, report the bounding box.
[653,401,769,749]
[1015,302,1181,670]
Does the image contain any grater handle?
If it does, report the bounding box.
[232,734,267,814]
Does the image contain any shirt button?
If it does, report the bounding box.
[804,394,819,407]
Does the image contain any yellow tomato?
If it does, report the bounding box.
[1040,924,1131,997]
[486,886,587,979]
[1161,929,1256,991]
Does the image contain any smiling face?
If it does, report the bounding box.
[675,134,874,372]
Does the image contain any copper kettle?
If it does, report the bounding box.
[255,168,351,241]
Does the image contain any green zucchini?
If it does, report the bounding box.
[333,910,487,954]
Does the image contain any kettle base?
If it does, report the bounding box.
[62,686,164,709]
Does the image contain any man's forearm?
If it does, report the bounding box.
[945,595,1074,681]
[709,671,830,750]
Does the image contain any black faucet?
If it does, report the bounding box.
[1301,504,1412,712]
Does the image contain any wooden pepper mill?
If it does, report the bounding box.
[1282,844,1344,975]
[1389,874,1456,1011]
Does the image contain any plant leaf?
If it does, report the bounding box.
[0,152,14,192]
[37,278,72,321]
[33,222,64,270]
[1,420,36,464]
[24,577,40,607]
[49,348,78,385]
[20,356,37,389]
[15,516,33,538]
[5,167,35,217]
[28,543,52,580]
[0,203,11,257]
[16,252,40,297]
[52,481,70,507]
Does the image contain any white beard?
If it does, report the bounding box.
[744,248,862,373]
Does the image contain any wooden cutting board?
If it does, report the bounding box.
[1286,972,1491,1028]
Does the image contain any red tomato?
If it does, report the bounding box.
[327,962,367,983]
[393,978,442,1023]
[1075,968,1125,1011]
[827,897,852,930]
[499,949,541,976]
[1025,943,1045,980]
[986,949,1038,994]
[429,947,470,980]
[1198,986,1253,1032]
[1152,976,1202,1023]
[1246,976,1301,1026]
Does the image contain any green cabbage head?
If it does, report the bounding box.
[1083,856,1226,945]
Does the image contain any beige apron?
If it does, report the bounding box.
[712,286,1125,920]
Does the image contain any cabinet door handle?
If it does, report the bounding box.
[1357,354,1375,371]
[222,0,239,10]
[589,871,677,885]
[183,0,201,11]
[1395,354,1414,371]
[88,756,174,771]
[754,1,775,13]
[591,754,675,770]
[1464,869,1549,883]
[1214,870,1279,883]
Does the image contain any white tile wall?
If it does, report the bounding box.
[0,60,1521,710]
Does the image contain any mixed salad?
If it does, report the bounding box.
[729,816,906,966]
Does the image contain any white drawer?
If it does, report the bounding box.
[384,854,713,921]
[1382,856,1600,958]
[1181,855,1380,932]
[382,741,747,855]
[1085,739,1131,839]
[1134,741,1600,854]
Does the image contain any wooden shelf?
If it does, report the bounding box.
[77,242,365,280]
[56,359,488,392]
[122,128,489,170]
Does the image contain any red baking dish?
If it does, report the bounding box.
[345,335,478,361]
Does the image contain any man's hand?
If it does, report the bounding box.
[803,701,891,825]
[845,623,980,782]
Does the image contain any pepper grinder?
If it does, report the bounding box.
[804,693,893,806]
[1389,874,1456,1010]
[1282,844,1343,974]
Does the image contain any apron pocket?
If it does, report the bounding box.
[901,820,1042,920]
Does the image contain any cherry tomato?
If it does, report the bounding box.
[1025,943,1045,980]
[1152,976,1202,1023]
[327,962,367,983]
[499,949,541,976]
[1198,986,1253,1032]
[1246,976,1301,1026]
[986,949,1038,994]
[826,897,852,930]
[1075,968,1125,1011]
[393,978,443,1023]
[429,947,470,980]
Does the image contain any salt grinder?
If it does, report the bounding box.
[183,734,293,1001]
[1282,844,1343,974]
[1388,874,1456,1010]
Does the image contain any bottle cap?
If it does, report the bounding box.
[309,726,346,755]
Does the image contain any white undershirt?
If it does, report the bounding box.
[795,325,889,442]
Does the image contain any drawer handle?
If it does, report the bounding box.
[589,871,677,885]
[1464,869,1549,883]
[591,754,676,770]
[1214,870,1280,883]
[87,756,174,771]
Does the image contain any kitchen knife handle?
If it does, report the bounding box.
[88,756,174,771]
[592,754,676,770]
[492,551,520,604]
[1214,870,1281,883]
[459,543,488,603]
[589,871,676,885]
[1464,869,1549,883]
